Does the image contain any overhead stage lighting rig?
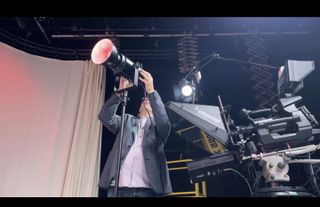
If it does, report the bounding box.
[174,52,279,104]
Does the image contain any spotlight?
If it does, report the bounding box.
[181,83,193,97]
[173,78,196,103]
[173,71,201,103]
[91,38,141,91]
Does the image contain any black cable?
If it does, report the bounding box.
[184,53,279,82]
[217,55,279,70]
[184,53,216,80]
[223,168,253,196]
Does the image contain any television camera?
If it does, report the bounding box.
[166,60,320,196]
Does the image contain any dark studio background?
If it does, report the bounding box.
[1,17,320,197]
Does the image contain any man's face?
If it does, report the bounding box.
[139,97,152,115]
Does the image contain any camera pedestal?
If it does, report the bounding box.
[253,186,313,197]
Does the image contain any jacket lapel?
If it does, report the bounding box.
[142,117,155,147]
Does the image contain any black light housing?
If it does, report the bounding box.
[173,78,195,103]
[91,38,141,91]
[173,71,201,103]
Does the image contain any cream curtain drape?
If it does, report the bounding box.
[0,42,105,196]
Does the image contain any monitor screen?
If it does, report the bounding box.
[277,60,315,97]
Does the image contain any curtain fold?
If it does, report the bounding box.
[62,61,106,197]
[0,42,105,197]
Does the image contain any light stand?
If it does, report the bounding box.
[114,62,142,197]
[112,65,141,197]
[114,89,128,197]
[192,82,196,104]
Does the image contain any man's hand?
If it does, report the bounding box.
[139,69,154,94]
[116,76,133,96]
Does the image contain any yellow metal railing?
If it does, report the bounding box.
[166,159,207,197]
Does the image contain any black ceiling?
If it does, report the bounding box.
[1,17,320,60]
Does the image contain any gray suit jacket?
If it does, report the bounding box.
[98,91,172,194]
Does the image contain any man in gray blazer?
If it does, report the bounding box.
[98,69,172,197]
